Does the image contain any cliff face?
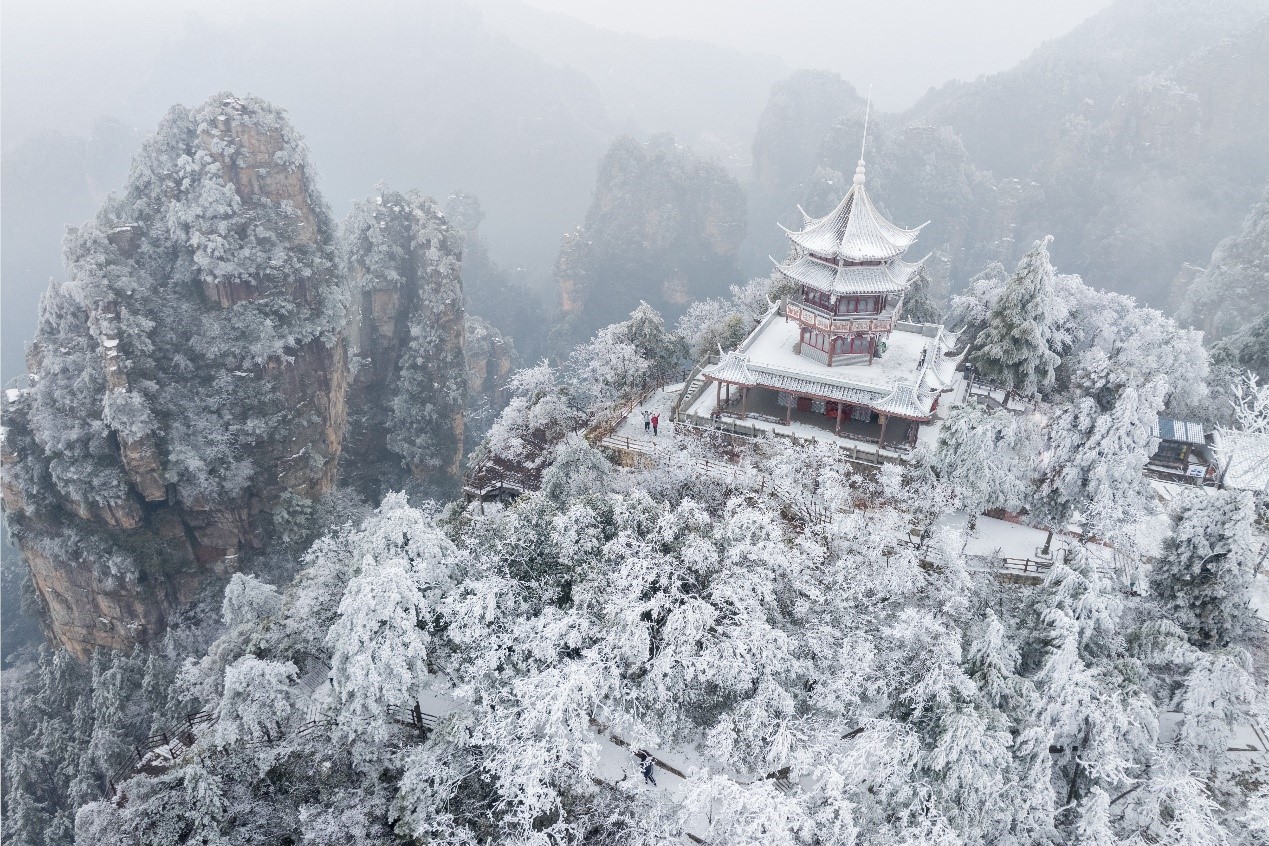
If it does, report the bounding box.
[554,134,746,347]
[340,189,467,496]
[1,95,348,659]
[463,314,517,452]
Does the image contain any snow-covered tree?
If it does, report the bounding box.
[324,494,460,766]
[969,237,1064,398]
[1037,348,1164,528]
[676,297,750,361]
[1123,753,1227,846]
[1149,489,1258,646]
[925,404,1033,514]
[482,363,587,467]
[214,656,298,748]
[900,264,943,324]
[1177,191,1269,342]
[1230,371,1269,434]
[569,303,686,406]
[220,573,281,629]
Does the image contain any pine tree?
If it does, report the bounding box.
[926,404,1031,514]
[1149,490,1258,646]
[969,237,1064,398]
[1038,348,1165,528]
[900,264,943,324]
[214,656,299,747]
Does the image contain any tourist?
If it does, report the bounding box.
[651,413,659,436]
[636,750,657,785]
[642,409,651,431]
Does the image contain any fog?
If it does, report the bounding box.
[3,3,1269,836]
[3,0,1265,388]
[520,0,1113,108]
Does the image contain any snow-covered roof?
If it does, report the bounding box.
[781,160,926,263]
[1215,429,1269,493]
[1152,417,1205,445]
[707,351,757,386]
[773,254,920,296]
[699,308,959,420]
[873,383,933,419]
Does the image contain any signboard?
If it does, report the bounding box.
[1186,464,1206,478]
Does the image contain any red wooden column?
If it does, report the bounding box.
[878,413,889,447]
[715,380,721,414]
[785,396,793,425]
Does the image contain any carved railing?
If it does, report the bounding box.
[786,302,894,335]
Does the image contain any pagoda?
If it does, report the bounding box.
[677,145,963,454]
[778,157,926,366]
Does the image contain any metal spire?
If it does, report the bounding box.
[855,86,872,186]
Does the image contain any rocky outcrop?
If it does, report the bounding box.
[462,314,518,452]
[340,188,466,496]
[1,94,348,659]
[554,134,746,347]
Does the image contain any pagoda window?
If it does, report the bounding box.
[803,287,834,312]
[836,296,879,315]
[832,335,871,354]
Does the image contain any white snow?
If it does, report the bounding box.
[738,311,939,393]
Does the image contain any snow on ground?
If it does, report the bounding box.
[966,381,1032,412]
[937,513,1060,563]
[609,383,682,449]
[1157,711,1269,765]
[740,314,935,392]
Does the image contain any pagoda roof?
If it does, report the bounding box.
[773,254,922,296]
[782,161,926,263]
[708,351,757,386]
[699,307,960,421]
[873,383,930,419]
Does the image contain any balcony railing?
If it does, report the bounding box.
[786,302,894,335]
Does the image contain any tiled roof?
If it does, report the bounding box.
[1152,417,1205,445]
[873,383,934,419]
[773,254,919,296]
[782,162,925,263]
[706,351,757,386]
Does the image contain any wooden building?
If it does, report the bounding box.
[685,157,962,453]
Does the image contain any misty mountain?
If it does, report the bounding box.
[906,0,1269,177]
[742,1,1269,309]
[0,123,140,384]
[476,0,788,168]
[552,134,747,348]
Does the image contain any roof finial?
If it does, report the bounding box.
[855,86,872,186]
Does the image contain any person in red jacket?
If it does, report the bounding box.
[650,413,660,436]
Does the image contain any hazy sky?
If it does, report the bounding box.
[519,0,1114,107]
[2,0,1114,145]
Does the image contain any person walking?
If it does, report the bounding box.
[651,413,659,436]
[642,409,651,432]
[636,750,657,785]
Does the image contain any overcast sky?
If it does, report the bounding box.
[3,0,1113,145]
[518,0,1114,107]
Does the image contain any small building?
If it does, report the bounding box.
[678,157,963,455]
[1147,417,1212,481]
